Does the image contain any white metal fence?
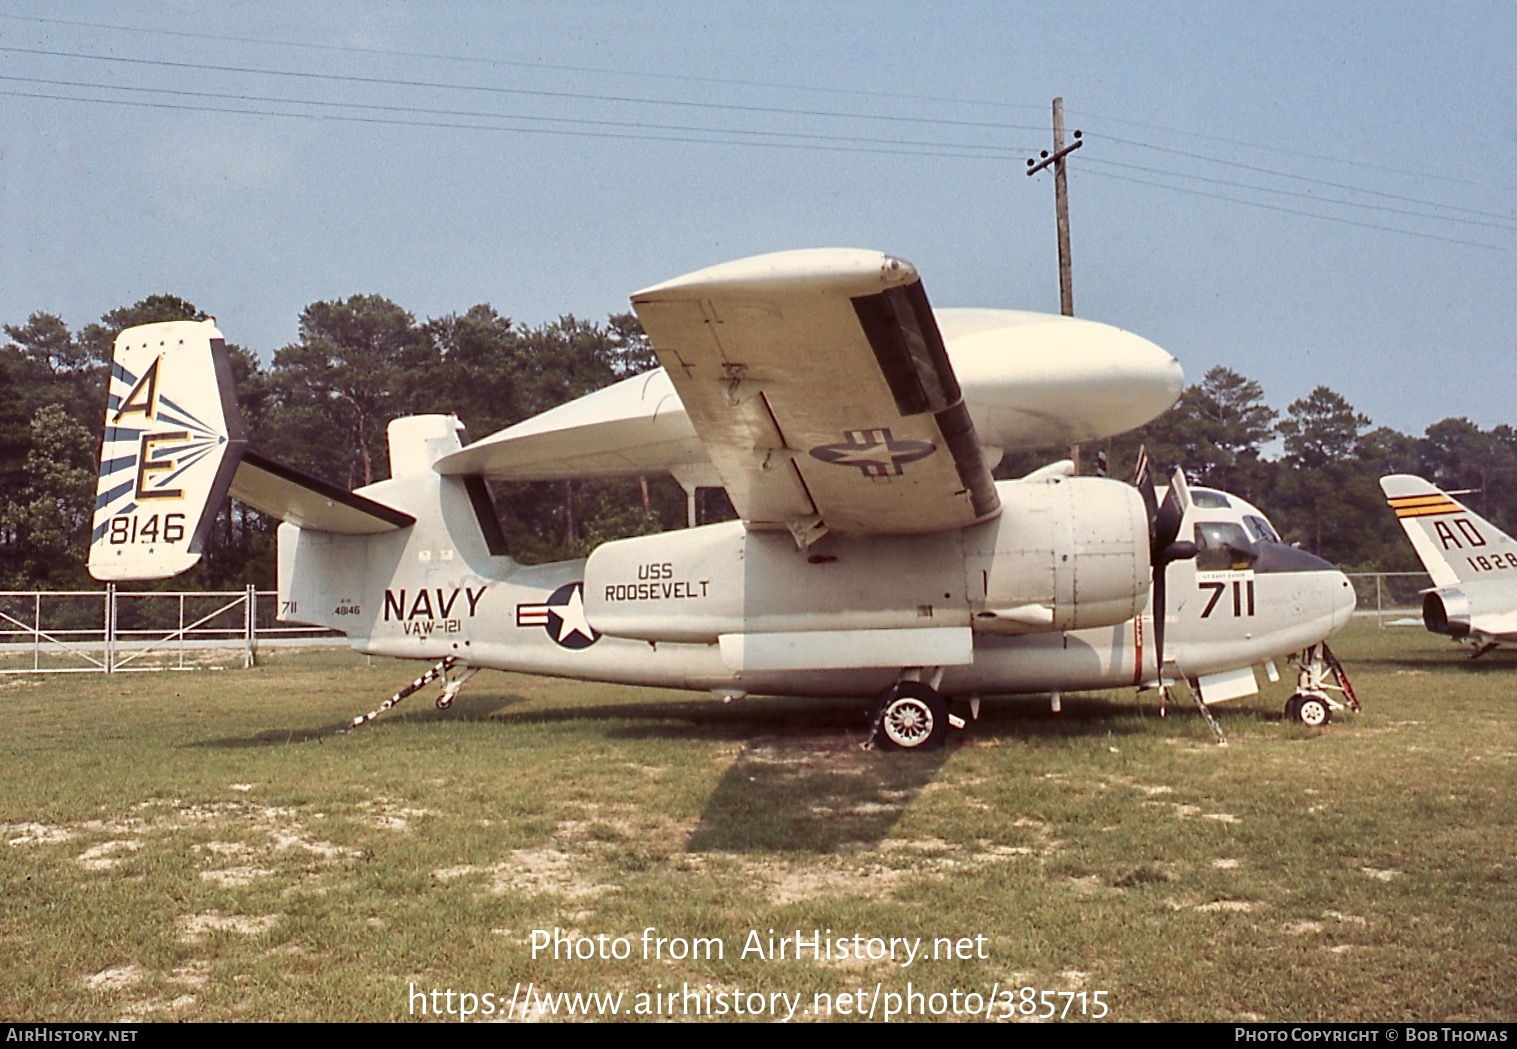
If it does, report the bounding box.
[0,587,338,675]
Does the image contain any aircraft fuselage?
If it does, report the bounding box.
[280,467,1354,703]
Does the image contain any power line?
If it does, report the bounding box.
[0,74,1037,157]
[1078,168,1507,251]
[1067,105,1474,186]
[0,11,1054,115]
[0,88,1031,163]
[0,10,1472,197]
[3,40,1506,250]
[1100,134,1515,225]
[9,43,1498,230]
[0,45,1048,134]
[1083,157,1517,233]
[2,10,1478,197]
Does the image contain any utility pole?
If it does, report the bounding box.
[1026,97,1083,316]
[1027,96,1084,467]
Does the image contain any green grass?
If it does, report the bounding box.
[0,624,1512,1022]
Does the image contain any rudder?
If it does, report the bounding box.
[89,319,247,580]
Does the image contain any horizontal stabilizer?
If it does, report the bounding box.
[232,451,415,535]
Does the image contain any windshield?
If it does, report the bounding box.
[1194,520,1258,571]
[1243,514,1281,544]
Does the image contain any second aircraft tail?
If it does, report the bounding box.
[1380,474,1517,588]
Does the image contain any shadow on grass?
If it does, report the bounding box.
[191,692,530,748]
[1375,650,1517,675]
[687,738,946,853]
[970,692,1176,738]
[196,686,1212,751]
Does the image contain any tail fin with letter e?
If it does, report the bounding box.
[89,320,247,581]
[89,319,416,582]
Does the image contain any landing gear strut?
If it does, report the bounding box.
[865,671,967,752]
[351,656,477,728]
[869,682,948,751]
[1284,643,1359,726]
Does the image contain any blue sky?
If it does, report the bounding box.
[2,1,1512,436]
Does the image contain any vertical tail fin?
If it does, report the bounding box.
[88,319,247,580]
[1380,474,1517,588]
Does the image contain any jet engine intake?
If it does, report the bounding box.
[1422,588,1470,638]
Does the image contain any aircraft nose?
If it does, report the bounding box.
[1331,569,1357,631]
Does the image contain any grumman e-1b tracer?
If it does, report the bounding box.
[89,249,1356,747]
[1381,474,1517,658]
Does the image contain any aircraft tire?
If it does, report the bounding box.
[871,683,949,752]
[1283,695,1304,722]
[1292,694,1332,728]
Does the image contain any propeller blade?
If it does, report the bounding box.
[1134,447,1159,530]
[1152,556,1167,686]
[1142,465,1198,688]
[1154,469,1189,554]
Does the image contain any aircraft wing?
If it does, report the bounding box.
[434,368,708,481]
[630,249,1000,544]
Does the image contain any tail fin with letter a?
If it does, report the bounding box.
[89,319,416,582]
[89,320,247,581]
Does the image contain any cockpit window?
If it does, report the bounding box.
[1191,490,1232,509]
[1194,520,1258,571]
[1243,514,1281,544]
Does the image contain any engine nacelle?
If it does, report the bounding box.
[966,476,1150,634]
[1422,588,1471,638]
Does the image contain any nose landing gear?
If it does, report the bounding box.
[1284,643,1359,726]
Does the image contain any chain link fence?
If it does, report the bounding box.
[1345,572,1432,627]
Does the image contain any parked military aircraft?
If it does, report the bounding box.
[1381,474,1517,657]
[89,249,1356,746]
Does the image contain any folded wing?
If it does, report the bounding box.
[630,249,999,546]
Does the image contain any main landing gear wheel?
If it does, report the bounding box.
[1286,693,1332,727]
[869,683,949,752]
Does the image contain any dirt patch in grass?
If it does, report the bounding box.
[1195,899,1258,913]
[76,839,143,870]
[83,964,147,991]
[4,822,74,846]
[179,910,280,943]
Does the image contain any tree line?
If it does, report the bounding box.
[3,294,1513,589]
